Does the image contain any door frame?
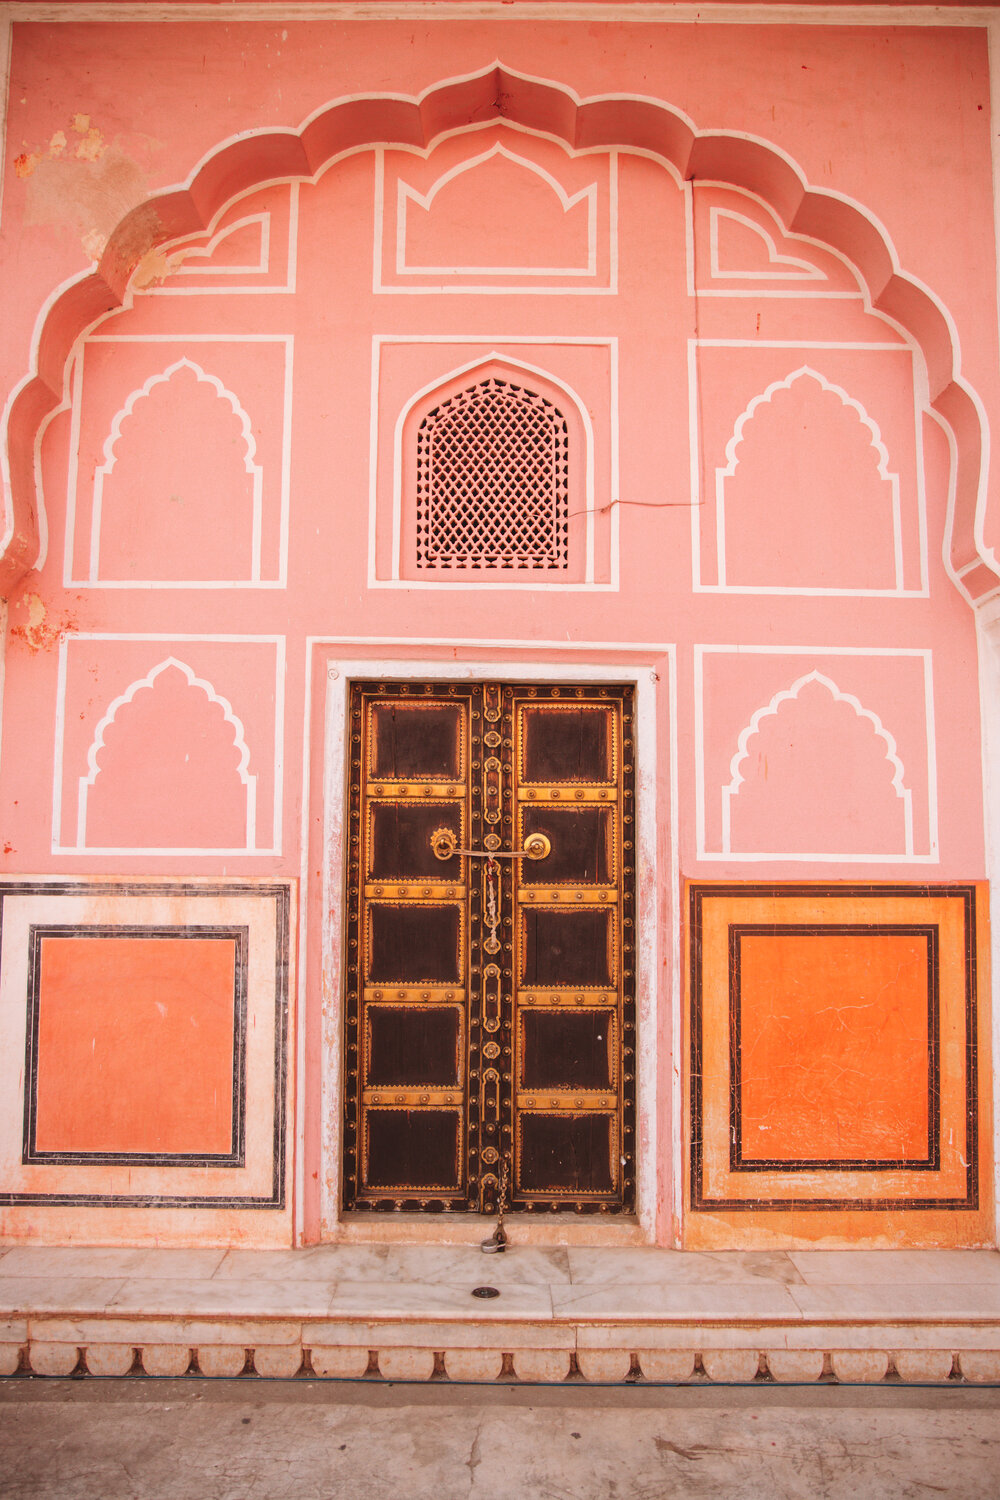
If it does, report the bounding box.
[312,643,676,1244]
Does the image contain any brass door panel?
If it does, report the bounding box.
[342,681,636,1214]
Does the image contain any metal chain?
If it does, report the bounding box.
[484,856,501,955]
[481,1154,509,1253]
[494,1154,509,1242]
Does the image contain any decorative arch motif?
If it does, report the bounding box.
[414,373,570,572]
[722,671,914,859]
[390,350,598,586]
[0,62,993,602]
[398,140,596,276]
[77,656,257,852]
[709,207,826,282]
[89,359,263,583]
[715,367,902,593]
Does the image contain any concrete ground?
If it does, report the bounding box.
[1,1377,999,1499]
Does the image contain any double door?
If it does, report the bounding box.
[342,680,636,1215]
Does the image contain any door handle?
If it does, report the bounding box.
[430,827,551,862]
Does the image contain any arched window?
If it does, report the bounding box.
[414,376,570,572]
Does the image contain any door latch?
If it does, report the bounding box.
[430,828,551,862]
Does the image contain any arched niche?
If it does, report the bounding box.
[0,62,993,604]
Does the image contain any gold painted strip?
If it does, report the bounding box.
[364,1089,464,1107]
[365,882,466,899]
[364,986,467,1004]
[365,783,466,799]
[516,990,617,1007]
[518,787,615,802]
[519,886,617,904]
[516,1093,617,1112]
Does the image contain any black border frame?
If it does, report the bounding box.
[0,881,290,1209]
[23,924,249,1168]
[728,923,940,1173]
[689,884,978,1213]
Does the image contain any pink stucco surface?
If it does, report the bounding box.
[0,14,995,1245]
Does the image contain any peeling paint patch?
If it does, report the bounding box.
[9,592,78,653]
[17,118,149,262]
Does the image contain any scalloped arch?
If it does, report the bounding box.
[1,61,993,600]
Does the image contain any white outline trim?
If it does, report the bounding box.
[686,183,864,302]
[369,335,618,591]
[690,342,929,598]
[709,207,826,282]
[3,5,1000,22]
[1,60,991,603]
[61,336,293,591]
[75,657,258,853]
[172,211,270,277]
[714,365,903,593]
[136,183,299,298]
[374,129,617,296]
[397,141,597,277]
[51,633,284,857]
[87,358,264,585]
[720,669,914,858]
[693,644,940,865]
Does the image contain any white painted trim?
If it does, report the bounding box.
[135,184,299,298]
[368,335,618,591]
[975,596,1000,1247]
[689,342,929,599]
[62,336,293,591]
[5,6,998,26]
[687,186,864,301]
[709,207,826,282]
[87,358,263,584]
[721,669,915,858]
[372,126,618,296]
[173,212,271,277]
[311,642,675,1245]
[693,643,940,865]
[714,365,904,594]
[51,633,284,857]
[1,56,990,607]
[397,142,597,277]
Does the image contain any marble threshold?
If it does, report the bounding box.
[1,1244,1000,1384]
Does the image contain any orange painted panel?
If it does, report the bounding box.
[737,930,931,1163]
[33,936,237,1155]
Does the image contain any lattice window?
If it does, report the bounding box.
[415,377,570,571]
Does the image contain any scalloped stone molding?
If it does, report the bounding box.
[7,1334,1000,1384]
[1,62,994,603]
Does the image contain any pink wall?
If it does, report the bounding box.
[0,13,996,1245]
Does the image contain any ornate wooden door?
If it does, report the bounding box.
[342,680,636,1216]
